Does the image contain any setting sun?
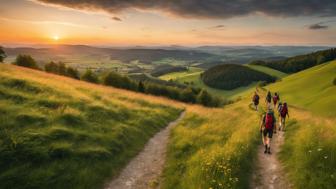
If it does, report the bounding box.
[52,35,59,41]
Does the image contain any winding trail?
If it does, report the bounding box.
[251,128,292,189]
[105,111,185,189]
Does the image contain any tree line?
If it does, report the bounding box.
[250,48,336,73]
[1,52,223,107]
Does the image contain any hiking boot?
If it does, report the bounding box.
[267,147,271,154]
[264,145,268,154]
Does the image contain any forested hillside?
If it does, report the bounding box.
[201,64,275,90]
[250,48,336,73]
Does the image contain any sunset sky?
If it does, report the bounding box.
[1,0,336,46]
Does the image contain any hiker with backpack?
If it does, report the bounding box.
[279,102,289,131]
[273,92,280,108]
[266,91,272,108]
[252,92,260,111]
[260,108,276,154]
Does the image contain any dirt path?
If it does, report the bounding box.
[105,111,185,189]
[251,129,292,189]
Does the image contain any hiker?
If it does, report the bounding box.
[252,92,260,111]
[273,92,280,108]
[260,108,276,154]
[279,102,289,131]
[266,91,272,108]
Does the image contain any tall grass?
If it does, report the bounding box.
[162,96,261,189]
[279,108,336,188]
[0,64,182,189]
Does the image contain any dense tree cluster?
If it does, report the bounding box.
[81,69,99,83]
[202,64,275,90]
[250,48,336,73]
[13,54,39,70]
[45,61,80,79]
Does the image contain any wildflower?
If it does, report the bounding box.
[317,148,322,151]
[324,156,328,159]
[308,150,312,153]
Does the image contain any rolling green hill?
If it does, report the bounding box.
[267,60,336,117]
[246,64,288,78]
[0,64,182,189]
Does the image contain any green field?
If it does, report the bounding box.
[0,64,182,189]
[267,60,336,117]
[162,95,261,189]
[160,67,258,99]
[246,64,288,78]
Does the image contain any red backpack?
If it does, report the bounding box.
[265,113,274,129]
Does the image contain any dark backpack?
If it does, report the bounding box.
[253,95,259,102]
[265,113,274,129]
[281,106,288,117]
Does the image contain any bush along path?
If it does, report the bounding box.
[250,95,292,189]
[105,111,186,189]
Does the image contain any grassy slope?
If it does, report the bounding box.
[0,64,182,189]
[160,67,257,99]
[246,65,288,78]
[162,91,263,189]
[263,61,336,188]
[267,60,336,117]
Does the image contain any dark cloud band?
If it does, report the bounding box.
[35,0,336,19]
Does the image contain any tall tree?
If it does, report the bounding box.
[81,69,99,83]
[13,54,39,69]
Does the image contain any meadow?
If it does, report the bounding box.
[162,92,262,189]
[0,64,182,189]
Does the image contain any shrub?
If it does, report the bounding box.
[13,54,39,69]
[44,61,59,74]
[103,71,137,90]
[81,69,99,83]
[333,78,336,85]
[66,67,80,79]
[138,81,145,92]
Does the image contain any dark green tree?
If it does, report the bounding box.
[81,69,99,83]
[58,62,67,76]
[13,54,39,69]
[66,67,80,79]
[197,89,213,107]
[138,81,145,93]
[0,47,6,62]
[44,61,59,73]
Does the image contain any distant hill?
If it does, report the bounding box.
[201,64,275,90]
[250,48,336,73]
[4,45,217,64]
